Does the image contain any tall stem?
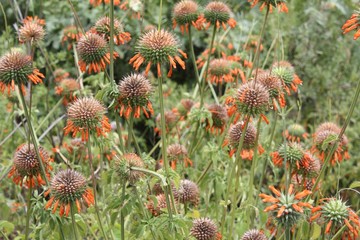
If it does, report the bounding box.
[87,137,108,240]
[120,181,126,240]
[19,90,49,185]
[127,113,134,152]
[200,25,217,107]
[70,203,79,240]
[109,0,116,88]
[157,76,174,218]
[188,26,201,90]
[115,114,125,153]
[157,0,163,30]
[24,184,32,240]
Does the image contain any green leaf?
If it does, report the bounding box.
[349,181,360,189]
[0,220,14,234]
[311,223,321,239]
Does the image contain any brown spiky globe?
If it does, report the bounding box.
[207,104,228,130]
[315,122,341,134]
[19,21,45,44]
[235,81,269,117]
[173,0,199,29]
[173,179,199,206]
[0,48,44,93]
[12,143,49,180]
[176,98,195,117]
[113,153,144,183]
[190,217,218,240]
[228,121,257,150]
[146,194,168,216]
[117,73,153,118]
[241,229,268,240]
[300,152,321,177]
[255,70,282,98]
[56,78,80,96]
[167,144,188,159]
[94,16,131,45]
[53,68,70,82]
[204,1,232,25]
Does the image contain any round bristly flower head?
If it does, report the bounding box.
[190,218,219,240]
[155,110,178,134]
[8,143,50,187]
[113,153,144,183]
[271,143,304,168]
[342,10,360,40]
[248,0,288,13]
[55,78,80,105]
[19,21,45,45]
[0,48,44,94]
[284,123,308,142]
[312,123,349,165]
[173,179,199,206]
[62,25,80,50]
[146,194,168,216]
[272,61,302,94]
[198,1,236,30]
[167,143,193,168]
[45,169,94,217]
[77,33,118,74]
[206,103,228,134]
[259,184,313,228]
[129,29,187,77]
[240,229,268,240]
[255,70,285,109]
[311,198,360,239]
[172,0,199,33]
[64,97,111,141]
[116,73,154,119]
[54,68,70,83]
[234,81,269,121]
[207,59,241,85]
[173,98,195,119]
[292,174,318,191]
[94,16,131,45]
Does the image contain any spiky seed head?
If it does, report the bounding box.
[208,59,232,80]
[321,199,349,223]
[286,123,307,141]
[67,97,107,130]
[136,29,179,65]
[277,143,304,165]
[190,217,218,240]
[292,174,317,191]
[53,68,70,82]
[173,0,199,26]
[50,169,87,204]
[19,21,45,44]
[113,153,144,183]
[167,144,188,160]
[235,81,269,116]
[146,194,168,216]
[229,121,257,149]
[173,179,199,206]
[177,98,195,116]
[57,78,80,95]
[255,70,282,98]
[156,111,178,128]
[207,104,228,128]
[63,25,79,39]
[14,144,49,177]
[301,152,321,177]
[241,229,268,240]
[94,16,124,39]
[76,33,109,65]
[315,122,341,134]
[272,65,294,87]
[204,1,232,25]
[272,61,294,71]
[0,49,35,87]
[118,73,152,107]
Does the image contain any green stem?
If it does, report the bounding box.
[127,113,134,152]
[130,167,166,185]
[120,181,126,240]
[87,138,108,240]
[109,0,116,88]
[227,117,250,239]
[70,203,79,240]
[24,184,32,240]
[157,0,163,30]
[19,90,49,185]
[157,76,174,218]
[200,24,217,108]
[188,26,201,90]
[115,114,125,154]
[196,161,213,185]
[146,140,161,158]
[309,76,360,199]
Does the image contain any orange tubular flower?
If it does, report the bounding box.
[93,16,131,45]
[167,144,193,169]
[129,29,187,77]
[55,78,80,105]
[172,0,199,34]
[342,11,360,40]
[206,104,228,134]
[23,16,45,25]
[283,123,308,142]
[64,97,111,141]
[45,169,94,217]
[0,49,44,95]
[260,184,312,228]
[76,33,118,74]
[248,0,288,13]
[8,144,52,188]
[196,1,236,30]
[311,198,360,239]
[207,58,245,85]
[89,0,121,7]
[61,25,81,50]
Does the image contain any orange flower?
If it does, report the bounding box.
[283,123,308,142]
[167,144,193,169]
[61,25,81,50]
[93,17,131,45]
[172,0,199,34]
[129,29,187,77]
[260,184,312,227]
[248,0,288,13]
[89,0,121,7]
[342,11,360,40]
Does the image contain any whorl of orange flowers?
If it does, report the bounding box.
[342,10,360,40]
